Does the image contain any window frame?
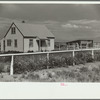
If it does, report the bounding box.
[29,39,33,47]
[7,39,12,46]
[14,39,17,47]
[48,39,50,47]
[11,27,16,34]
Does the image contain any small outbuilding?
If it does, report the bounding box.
[66,39,93,50]
[93,37,100,48]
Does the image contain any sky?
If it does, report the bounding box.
[0,4,100,21]
[0,4,100,41]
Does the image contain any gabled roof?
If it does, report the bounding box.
[0,22,55,40]
[14,22,55,39]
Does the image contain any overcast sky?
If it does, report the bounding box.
[0,4,100,21]
[1,4,100,41]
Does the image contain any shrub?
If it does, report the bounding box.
[0,64,4,73]
[27,73,39,80]
[28,50,34,53]
[94,51,100,61]
[86,53,94,62]
[49,58,62,68]
[14,54,47,74]
[92,67,100,75]
[12,50,97,74]
[74,51,93,65]
[79,67,89,73]
[0,56,11,63]
[65,57,74,66]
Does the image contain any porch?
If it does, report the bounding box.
[36,39,50,52]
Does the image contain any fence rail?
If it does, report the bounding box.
[0,47,100,75]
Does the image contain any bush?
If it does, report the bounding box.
[0,56,11,63]
[86,53,94,62]
[0,64,4,73]
[26,73,39,80]
[74,51,93,65]
[28,50,34,53]
[0,51,23,54]
[79,67,89,73]
[14,54,47,74]
[12,50,98,74]
[65,57,74,66]
[94,51,100,61]
[92,67,100,75]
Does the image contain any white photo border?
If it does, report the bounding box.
[0,1,100,99]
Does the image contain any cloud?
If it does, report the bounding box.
[62,23,91,29]
[69,19,99,25]
[62,24,79,28]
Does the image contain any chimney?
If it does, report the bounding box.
[22,20,25,23]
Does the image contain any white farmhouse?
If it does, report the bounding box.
[0,22,55,52]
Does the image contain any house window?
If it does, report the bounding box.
[14,39,17,47]
[7,39,11,46]
[48,39,50,46]
[11,27,16,34]
[29,39,33,47]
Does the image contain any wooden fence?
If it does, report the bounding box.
[0,47,100,75]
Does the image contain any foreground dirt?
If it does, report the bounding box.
[0,62,100,82]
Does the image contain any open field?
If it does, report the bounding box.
[0,62,100,82]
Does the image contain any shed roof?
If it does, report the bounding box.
[66,38,93,43]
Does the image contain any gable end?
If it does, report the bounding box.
[4,22,24,38]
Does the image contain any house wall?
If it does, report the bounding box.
[93,42,100,48]
[24,38,55,52]
[24,38,38,52]
[47,38,54,51]
[0,39,4,52]
[4,24,24,52]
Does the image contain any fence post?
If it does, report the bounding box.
[10,55,14,75]
[73,50,75,65]
[92,50,94,59]
[47,53,49,69]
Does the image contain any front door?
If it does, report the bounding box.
[3,40,5,51]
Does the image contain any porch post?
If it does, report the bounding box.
[39,39,41,52]
[72,50,75,66]
[59,43,60,51]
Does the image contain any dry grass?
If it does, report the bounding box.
[0,62,100,82]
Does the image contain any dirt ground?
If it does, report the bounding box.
[0,62,100,82]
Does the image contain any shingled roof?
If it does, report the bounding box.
[15,22,54,39]
[0,22,55,40]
